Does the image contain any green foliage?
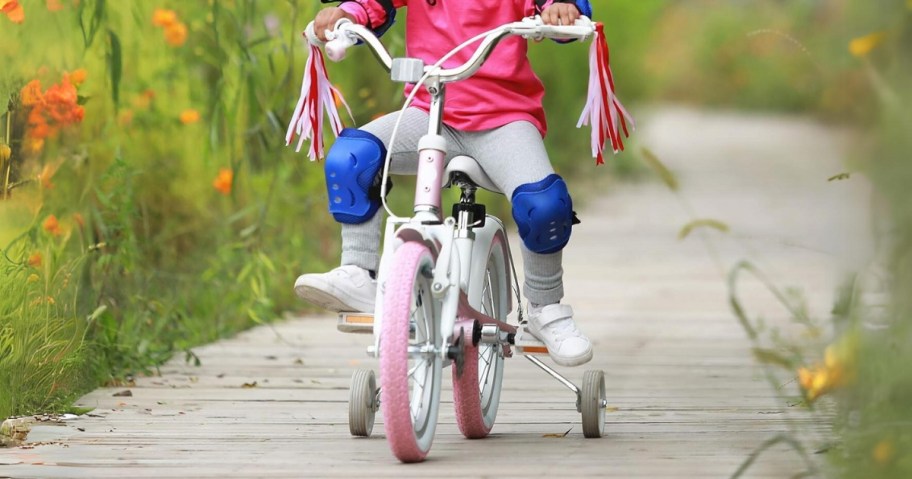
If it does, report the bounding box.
[0,229,92,419]
[832,3,912,477]
[0,0,341,416]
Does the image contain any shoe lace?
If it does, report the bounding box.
[543,318,582,343]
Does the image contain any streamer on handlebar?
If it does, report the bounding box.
[577,23,634,165]
[285,36,354,161]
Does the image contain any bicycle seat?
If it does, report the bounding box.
[442,156,501,194]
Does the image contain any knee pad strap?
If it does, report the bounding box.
[511,174,575,255]
[324,128,387,224]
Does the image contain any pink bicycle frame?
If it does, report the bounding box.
[412,83,449,223]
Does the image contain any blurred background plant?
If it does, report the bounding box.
[0,0,909,476]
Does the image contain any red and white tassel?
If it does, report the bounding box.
[285,39,352,161]
[577,23,634,165]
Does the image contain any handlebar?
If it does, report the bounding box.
[304,16,596,83]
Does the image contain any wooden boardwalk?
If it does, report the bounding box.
[0,108,871,478]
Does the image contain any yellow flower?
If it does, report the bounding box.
[22,137,44,157]
[152,8,178,28]
[1,0,24,24]
[849,32,886,58]
[179,109,200,124]
[164,22,188,47]
[38,163,58,190]
[212,168,233,196]
[27,273,40,283]
[0,143,10,162]
[873,439,895,465]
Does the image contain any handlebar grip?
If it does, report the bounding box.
[326,33,356,62]
[304,21,323,46]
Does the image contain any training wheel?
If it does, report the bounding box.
[580,369,606,438]
[349,369,378,437]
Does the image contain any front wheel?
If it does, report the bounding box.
[379,242,443,463]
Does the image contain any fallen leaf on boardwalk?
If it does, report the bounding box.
[828,172,851,182]
[241,381,258,388]
[542,427,572,438]
[189,376,199,383]
[605,406,619,413]
[678,218,729,240]
[112,390,132,397]
[293,358,304,365]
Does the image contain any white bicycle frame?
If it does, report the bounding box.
[309,15,596,361]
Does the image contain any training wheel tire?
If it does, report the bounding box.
[349,369,377,437]
[580,369,606,438]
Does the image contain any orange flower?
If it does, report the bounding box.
[152,8,177,28]
[73,212,84,228]
[20,79,44,107]
[164,21,188,47]
[45,76,83,124]
[1,0,24,24]
[119,109,134,126]
[46,0,63,11]
[68,68,88,86]
[28,108,52,139]
[179,109,200,124]
[28,251,42,268]
[132,90,155,110]
[43,214,62,236]
[212,168,233,196]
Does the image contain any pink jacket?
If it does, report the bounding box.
[340,0,570,138]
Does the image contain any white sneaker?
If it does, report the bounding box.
[526,304,593,367]
[294,265,376,313]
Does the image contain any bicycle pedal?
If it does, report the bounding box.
[514,325,549,355]
[337,313,374,334]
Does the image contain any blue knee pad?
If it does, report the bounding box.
[511,174,576,254]
[324,128,387,224]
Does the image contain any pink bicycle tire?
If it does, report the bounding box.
[452,235,508,439]
[380,241,441,463]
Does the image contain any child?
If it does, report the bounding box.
[295,0,594,367]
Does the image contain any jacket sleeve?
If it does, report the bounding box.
[335,0,403,37]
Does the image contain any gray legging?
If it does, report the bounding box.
[339,107,565,306]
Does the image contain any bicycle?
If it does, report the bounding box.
[295,15,615,463]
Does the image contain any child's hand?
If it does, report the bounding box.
[314,7,356,42]
[541,3,581,26]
